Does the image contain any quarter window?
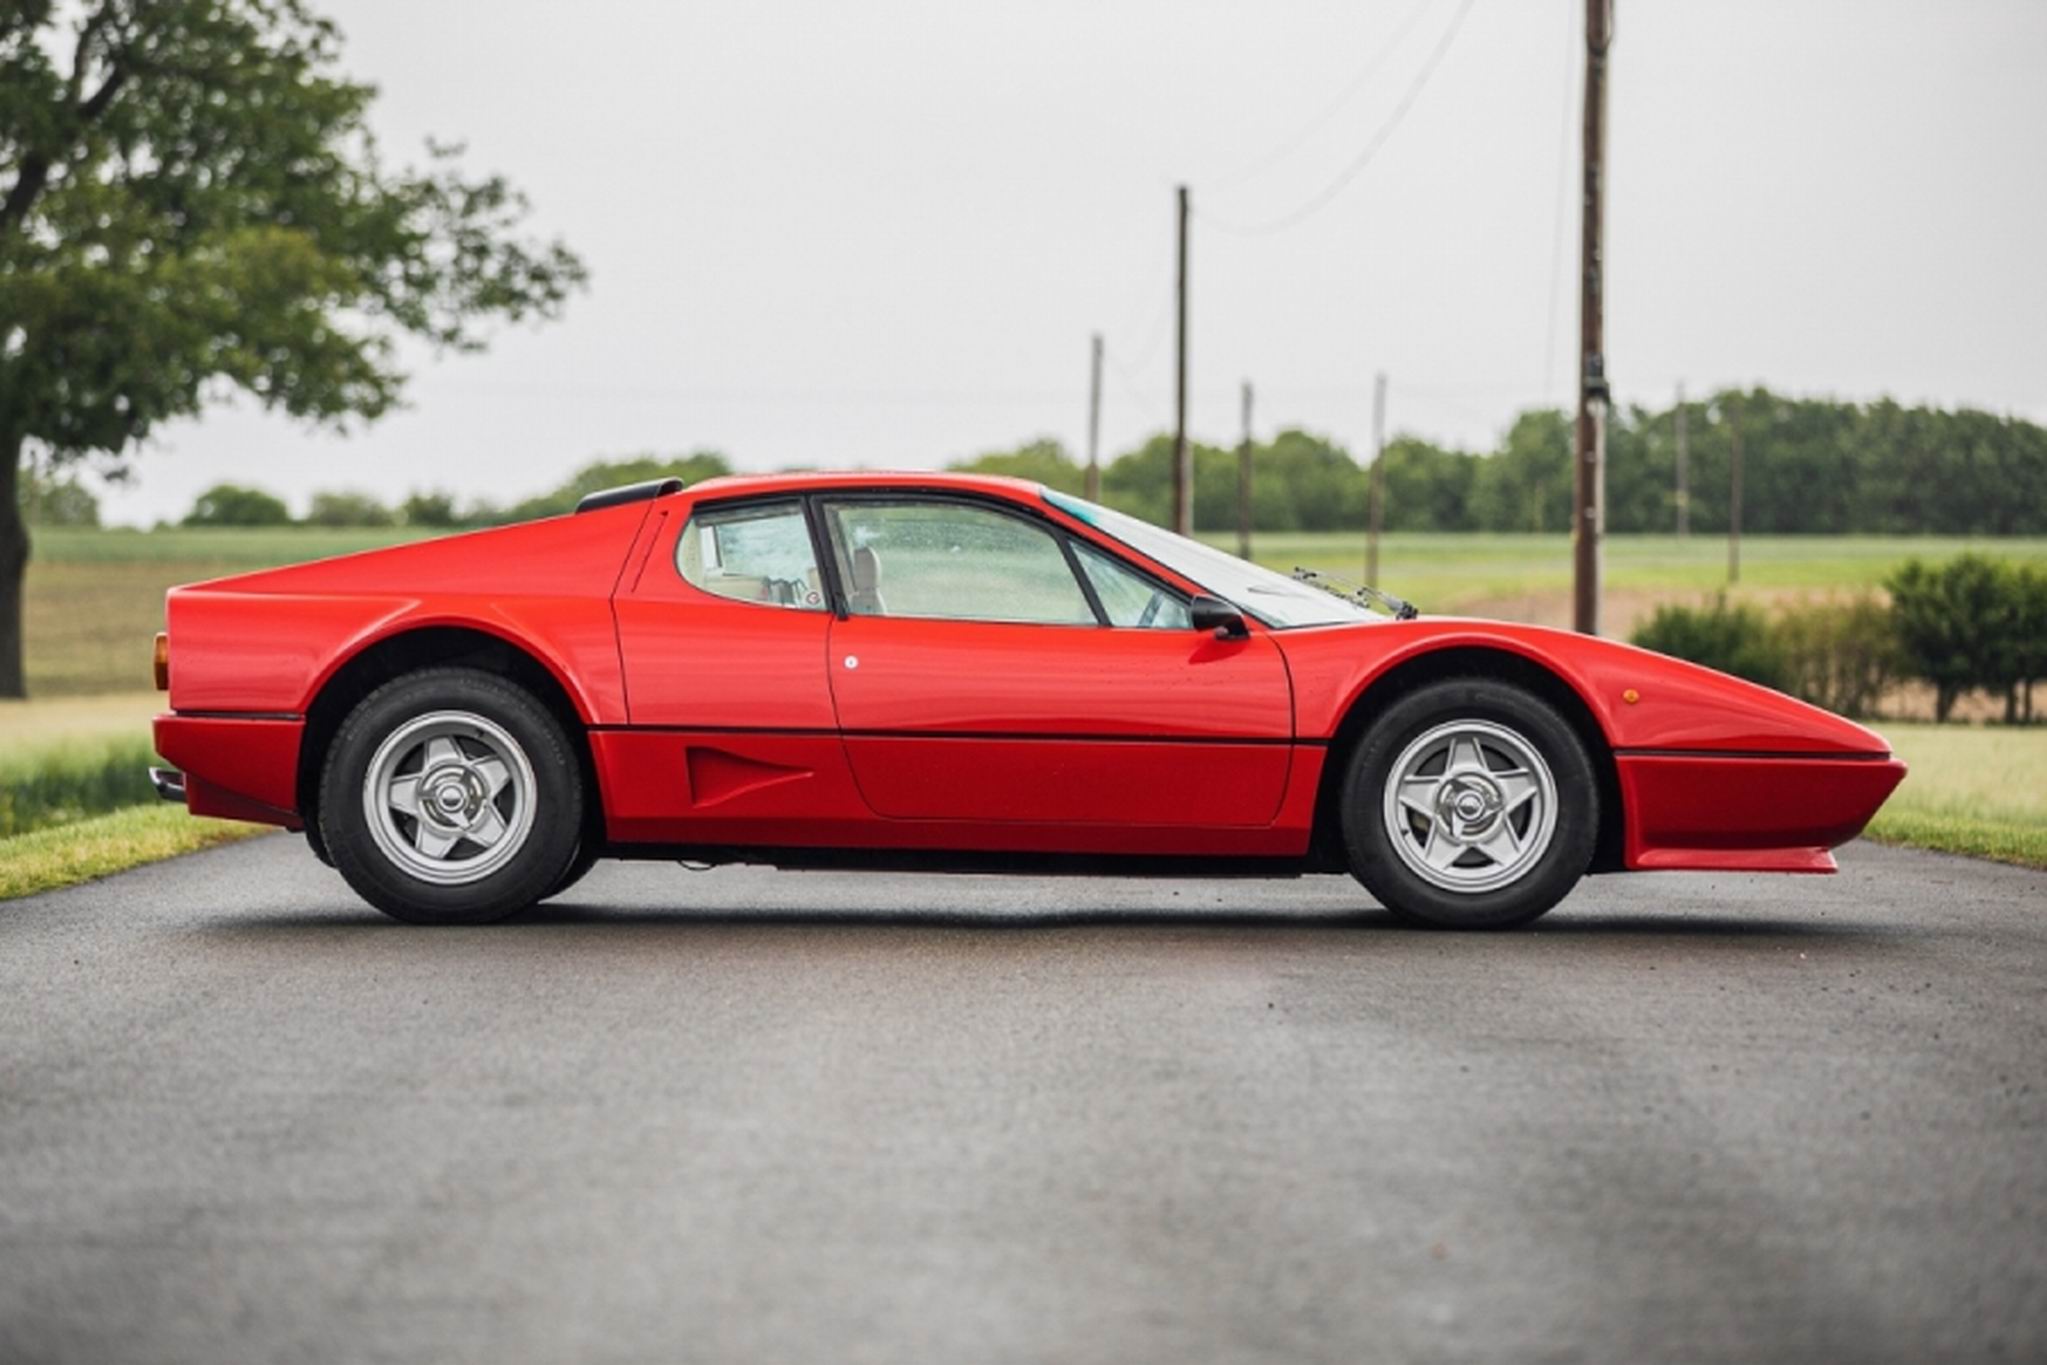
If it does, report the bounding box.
[1072,540,1191,629]
[676,501,826,610]
[822,499,1095,626]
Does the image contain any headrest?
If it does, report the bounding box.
[851,544,880,591]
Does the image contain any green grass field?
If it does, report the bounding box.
[1224,531,2047,627]
[26,525,435,696]
[24,523,2047,696]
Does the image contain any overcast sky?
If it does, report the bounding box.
[98,0,2047,525]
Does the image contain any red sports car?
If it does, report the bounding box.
[150,472,1906,928]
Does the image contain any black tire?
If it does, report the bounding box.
[545,842,602,900]
[318,667,583,925]
[1339,677,1598,930]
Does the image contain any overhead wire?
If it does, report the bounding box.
[1542,0,1579,401]
[1207,0,1443,192]
[1196,0,1481,238]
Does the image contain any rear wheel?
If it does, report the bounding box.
[318,668,583,924]
[1340,677,1597,930]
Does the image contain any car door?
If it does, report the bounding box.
[608,496,857,842]
[819,494,1294,827]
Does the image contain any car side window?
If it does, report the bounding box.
[823,499,1096,626]
[676,501,826,610]
[1071,540,1192,630]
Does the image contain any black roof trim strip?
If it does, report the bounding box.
[576,478,685,514]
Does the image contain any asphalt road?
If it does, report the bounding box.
[2,837,2043,1364]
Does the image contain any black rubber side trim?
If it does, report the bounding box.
[173,710,303,722]
[1613,747,1894,762]
[588,723,1321,747]
[576,478,684,514]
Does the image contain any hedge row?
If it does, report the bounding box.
[1630,556,2047,721]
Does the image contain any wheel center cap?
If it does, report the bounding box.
[1438,775,1502,840]
[422,764,480,827]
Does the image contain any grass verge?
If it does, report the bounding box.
[0,803,267,901]
[1858,722,2047,870]
[1861,810,2047,871]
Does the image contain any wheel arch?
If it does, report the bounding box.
[1311,645,1626,874]
[296,625,605,850]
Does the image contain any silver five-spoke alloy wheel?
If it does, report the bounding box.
[1382,718,1558,894]
[362,710,537,886]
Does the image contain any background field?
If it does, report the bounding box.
[24,523,2047,696]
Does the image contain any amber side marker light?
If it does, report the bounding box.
[153,632,170,691]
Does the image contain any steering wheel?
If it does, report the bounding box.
[1136,591,1164,628]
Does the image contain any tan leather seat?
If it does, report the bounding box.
[848,545,885,616]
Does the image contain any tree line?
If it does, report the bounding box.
[170,454,732,529]
[34,390,2047,538]
[953,389,2047,536]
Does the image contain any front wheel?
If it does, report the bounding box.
[318,668,584,925]
[1340,678,1598,930]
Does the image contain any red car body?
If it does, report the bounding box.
[154,471,1904,882]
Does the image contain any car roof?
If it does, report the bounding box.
[678,469,1046,501]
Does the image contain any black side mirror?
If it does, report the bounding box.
[1189,594,1249,640]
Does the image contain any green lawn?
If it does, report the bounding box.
[0,803,263,900]
[1866,723,2047,869]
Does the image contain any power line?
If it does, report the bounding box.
[1196,0,1481,237]
[1209,0,1442,192]
[1542,0,1579,400]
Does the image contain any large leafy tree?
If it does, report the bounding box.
[0,0,585,695]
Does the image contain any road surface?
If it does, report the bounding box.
[2,837,2043,1363]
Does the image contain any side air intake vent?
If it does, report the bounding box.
[575,478,685,514]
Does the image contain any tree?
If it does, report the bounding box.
[947,438,1086,493]
[400,490,460,528]
[183,482,289,526]
[1887,556,2022,722]
[487,451,731,524]
[304,489,393,526]
[16,460,100,526]
[0,2,586,695]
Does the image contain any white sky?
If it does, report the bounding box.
[97,0,2047,525]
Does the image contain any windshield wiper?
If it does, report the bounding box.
[1290,567,1419,620]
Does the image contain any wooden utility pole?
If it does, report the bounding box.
[1571,0,1613,636]
[1085,333,1104,502]
[1237,380,1254,559]
[1728,393,1744,584]
[1674,381,1690,537]
[1173,184,1192,535]
[1367,370,1387,585]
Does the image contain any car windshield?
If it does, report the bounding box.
[1042,489,1376,629]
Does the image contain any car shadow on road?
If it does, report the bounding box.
[196,901,1907,942]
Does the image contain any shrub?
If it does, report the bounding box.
[400,491,461,527]
[0,735,158,838]
[1630,595,1791,693]
[304,490,395,527]
[1771,595,1904,719]
[1887,556,2025,722]
[184,482,291,527]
